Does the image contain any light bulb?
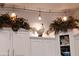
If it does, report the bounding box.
[38,16,42,20]
[11,13,16,17]
[63,16,67,21]
[11,13,16,20]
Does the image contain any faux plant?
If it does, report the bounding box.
[0,13,30,32]
[48,16,79,34]
[12,18,30,31]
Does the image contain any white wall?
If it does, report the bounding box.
[0,8,72,32]
[72,9,79,19]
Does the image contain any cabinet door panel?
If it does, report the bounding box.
[13,32,29,56]
[30,37,60,56]
[0,31,10,56]
[74,36,79,56]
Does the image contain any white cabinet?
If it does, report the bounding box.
[12,31,30,56]
[0,29,79,56]
[0,29,30,56]
[0,30,10,56]
[30,37,60,56]
[57,31,77,56]
[73,37,79,55]
[72,33,79,56]
[29,31,79,56]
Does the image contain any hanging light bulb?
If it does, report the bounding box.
[63,16,67,21]
[38,11,42,20]
[10,5,16,21]
[38,16,42,20]
[62,11,68,21]
[11,13,16,18]
[11,13,16,20]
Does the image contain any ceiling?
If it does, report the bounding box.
[2,3,79,12]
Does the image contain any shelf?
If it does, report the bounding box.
[60,44,70,47]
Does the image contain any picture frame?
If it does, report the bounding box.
[59,35,71,56]
[60,35,69,45]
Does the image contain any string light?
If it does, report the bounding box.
[38,16,42,20]
[38,11,42,20]
[10,13,16,20]
[63,16,67,21]
[10,5,16,21]
[62,11,68,21]
[11,13,16,17]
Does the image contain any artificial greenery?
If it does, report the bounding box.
[0,13,30,32]
[48,16,79,34]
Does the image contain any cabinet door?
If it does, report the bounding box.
[0,31,10,56]
[30,37,60,56]
[73,35,79,56]
[12,32,30,56]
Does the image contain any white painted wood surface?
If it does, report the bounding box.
[0,30,10,56]
[0,28,78,56]
[30,37,60,56]
[12,31,30,56]
[72,33,79,56]
[57,31,79,56]
[0,28,30,56]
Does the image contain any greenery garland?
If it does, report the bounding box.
[47,16,79,34]
[0,13,30,32]
[1,13,78,34]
